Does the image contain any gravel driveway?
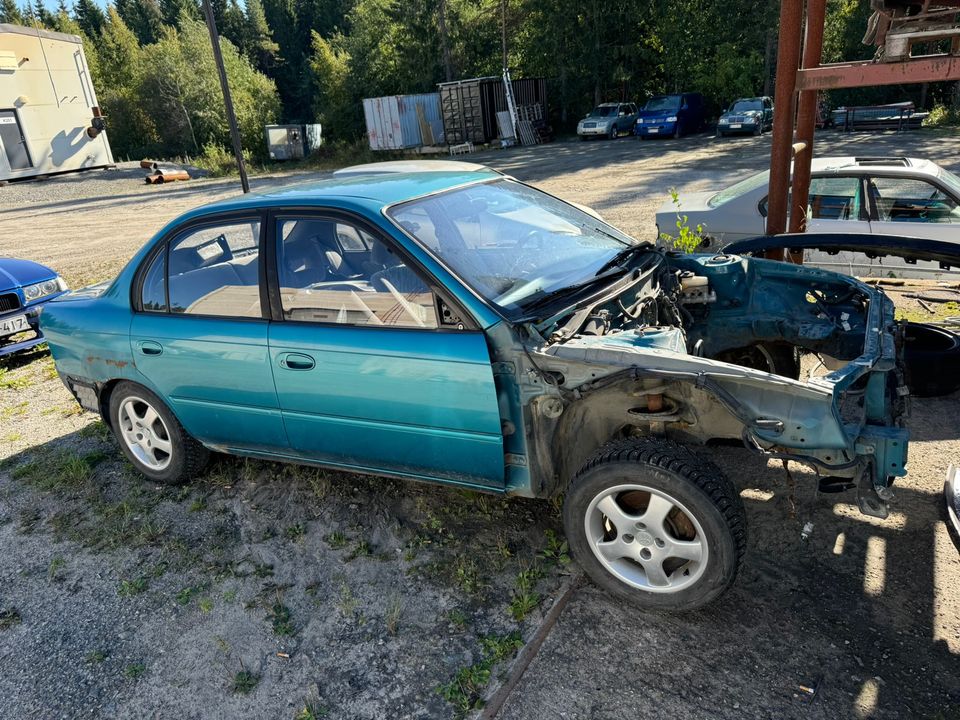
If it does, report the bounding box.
[1,129,958,720]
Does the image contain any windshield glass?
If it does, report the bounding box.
[589,105,617,117]
[708,170,770,208]
[729,99,763,112]
[644,96,681,112]
[387,180,638,317]
[938,167,960,197]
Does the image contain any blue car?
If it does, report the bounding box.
[634,93,705,139]
[42,167,911,610]
[0,258,68,358]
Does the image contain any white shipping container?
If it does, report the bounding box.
[363,94,443,151]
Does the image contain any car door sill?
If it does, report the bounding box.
[212,445,508,494]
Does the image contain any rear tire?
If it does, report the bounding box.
[903,322,960,397]
[563,437,746,611]
[108,381,209,484]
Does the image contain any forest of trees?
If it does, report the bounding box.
[0,0,954,162]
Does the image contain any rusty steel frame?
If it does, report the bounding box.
[765,0,960,262]
[765,0,805,259]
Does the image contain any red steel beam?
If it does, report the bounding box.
[797,55,960,90]
[788,0,828,263]
[765,0,806,258]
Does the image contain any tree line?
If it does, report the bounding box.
[0,0,951,162]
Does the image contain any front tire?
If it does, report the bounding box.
[109,381,209,484]
[609,124,618,140]
[563,438,746,611]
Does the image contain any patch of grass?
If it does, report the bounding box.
[384,595,402,635]
[538,529,570,567]
[337,582,358,618]
[294,702,328,720]
[346,539,372,561]
[253,563,274,578]
[124,663,146,680]
[17,508,41,534]
[284,523,306,541]
[118,578,148,597]
[452,556,484,595]
[447,608,468,630]
[223,589,238,603]
[11,451,95,492]
[268,601,294,636]
[0,607,22,630]
[324,531,348,549]
[232,669,259,694]
[188,497,206,513]
[3,432,21,442]
[78,420,112,440]
[176,584,206,605]
[86,649,108,664]
[438,632,523,717]
[198,597,214,613]
[47,556,66,581]
[0,366,31,390]
[508,566,543,622]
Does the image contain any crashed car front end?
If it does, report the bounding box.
[515,251,908,518]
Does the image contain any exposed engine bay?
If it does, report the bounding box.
[501,249,909,519]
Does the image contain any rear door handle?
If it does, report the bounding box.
[137,340,163,356]
[278,352,315,370]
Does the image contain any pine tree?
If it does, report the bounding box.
[159,0,198,28]
[73,0,106,39]
[0,0,25,25]
[243,0,279,72]
[116,0,164,45]
[33,0,55,27]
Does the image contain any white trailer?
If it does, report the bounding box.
[0,23,114,182]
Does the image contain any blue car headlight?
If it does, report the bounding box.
[666,116,678,122]
[22,277,67,302]
[719,118,729,125]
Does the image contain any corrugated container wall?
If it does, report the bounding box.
[439,77,547,146]
[363,93,443,151]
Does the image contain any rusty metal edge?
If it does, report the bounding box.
[477,571,583,720]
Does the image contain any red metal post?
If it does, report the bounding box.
[797,55,960,90]
[765,0,806,259]
[787,0,827,263]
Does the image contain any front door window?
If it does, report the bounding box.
[869,177,960,224]
[276,217,438,328]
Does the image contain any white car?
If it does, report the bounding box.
[656,156,960,278]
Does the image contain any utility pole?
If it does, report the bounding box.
[201,0,250,193]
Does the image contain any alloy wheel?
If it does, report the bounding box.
[117,395,173,471]
[583,483,709,593]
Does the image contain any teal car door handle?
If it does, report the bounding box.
[138,340,163,356]
[278,352,315,370]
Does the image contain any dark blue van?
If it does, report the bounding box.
[634,93,706,139]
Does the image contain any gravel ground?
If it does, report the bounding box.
[1,129,959,720]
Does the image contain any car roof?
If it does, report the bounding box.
[810,156,939,175]
[196,170,502,214]
[333,160,500,177]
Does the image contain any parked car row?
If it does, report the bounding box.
[578,94,775,141]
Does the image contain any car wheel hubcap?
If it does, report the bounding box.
[584,483,708,593]
[118,396,172,471]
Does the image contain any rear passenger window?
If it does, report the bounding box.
[166,221,262,317]
[141,251,167,312]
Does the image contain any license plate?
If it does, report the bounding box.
[648,128,659,134]
[730,123,742,129]
[0,314,29,337]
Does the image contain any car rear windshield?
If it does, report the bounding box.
[730,99,762,112]
[938,167,960,197]
[387,180,638,317]
[590,106,617,117]
[644,96,681,112]
[708,170,770,208]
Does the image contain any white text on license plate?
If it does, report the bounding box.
[730,123,742,129]
[0,314,29,337]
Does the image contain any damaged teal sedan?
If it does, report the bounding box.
[41,167,909,610]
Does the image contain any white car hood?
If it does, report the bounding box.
[656,190,716,215]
